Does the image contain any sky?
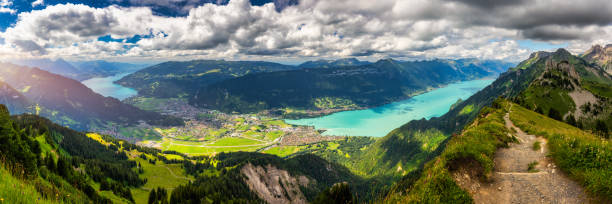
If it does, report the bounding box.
[0,0,610,63]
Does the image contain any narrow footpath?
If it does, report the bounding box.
[456,107,591,204]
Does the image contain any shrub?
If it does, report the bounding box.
[527,161,539,172]
[532,141,541,151]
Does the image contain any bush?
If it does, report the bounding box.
[532,141,541,151]
[527,161,539,172]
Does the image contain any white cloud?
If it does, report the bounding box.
[0,0,15,14]
[32,0,44,7]
[0,0,610,62]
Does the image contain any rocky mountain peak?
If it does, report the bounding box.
[553,48,572,57]
[582,44,612,74]
[528,51,551,60]
[582,44,611,58]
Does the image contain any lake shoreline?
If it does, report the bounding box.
[81,72,139,100]
[284,78,495,137]
[277,77,497,121]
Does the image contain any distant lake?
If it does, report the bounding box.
[82,73,137,100]
[285,79,494,137]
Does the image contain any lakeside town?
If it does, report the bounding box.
[93,96,343,156]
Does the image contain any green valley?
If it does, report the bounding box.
[2,1,611,204]
[1,46,610,204]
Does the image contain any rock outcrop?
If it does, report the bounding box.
[241,163,310,204]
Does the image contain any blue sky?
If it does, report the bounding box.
[517,40,569,52]
[0,0,115,31]
[0,0,294,32]
[0,0,609,62]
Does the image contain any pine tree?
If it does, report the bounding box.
[595,120,609,138]
[565,114,577,126]
[148,188,157,204]
[45,153,56,172]
[548,108,562,121]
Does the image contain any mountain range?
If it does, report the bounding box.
[193,58,515,113]
[0,46,610,203]
[297,58,372,69]
[582,44,612,75]
[0,81,29,114]
[343,48,611,179]
[0,63,183,130]
[9,58,148,81]
[306,47,611,203]
[116,60,300,98]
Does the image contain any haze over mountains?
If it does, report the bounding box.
[0,63,183,130]
[0,80,29,114]
[9,58,149,81]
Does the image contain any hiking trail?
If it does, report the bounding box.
[454,106,591,203]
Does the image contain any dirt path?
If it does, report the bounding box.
[455,108,591,204]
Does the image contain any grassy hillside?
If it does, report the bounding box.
[0,165,57,204]
[0,63,183,130]
[385,99,512,203]
[512,49,612,134]
[509,103,612,200]
[307,49,608,199]
[0,105,134,203]
[315,49,610,202]
[0,103,373,203]
[1,106,198,203]
[116,60,298,98]
[194,59,513,113]
[384,100,611,202]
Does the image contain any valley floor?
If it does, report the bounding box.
[454,105,591,203]
[96,97,343,157]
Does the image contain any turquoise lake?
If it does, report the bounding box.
[285,79,494,137]
[82,73,138,100]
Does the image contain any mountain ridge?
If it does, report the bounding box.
[0,47,609,203]
[323,47,610,181]
[116,59,300,98]
[582,44,612,74]
[298,58,371,69]
[9,58,147,81]
[194,58,514,114]
[371,47,611,202]
[0,81,29,114]
[0,63,183,130]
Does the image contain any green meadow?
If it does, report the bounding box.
[129,152,193,203]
